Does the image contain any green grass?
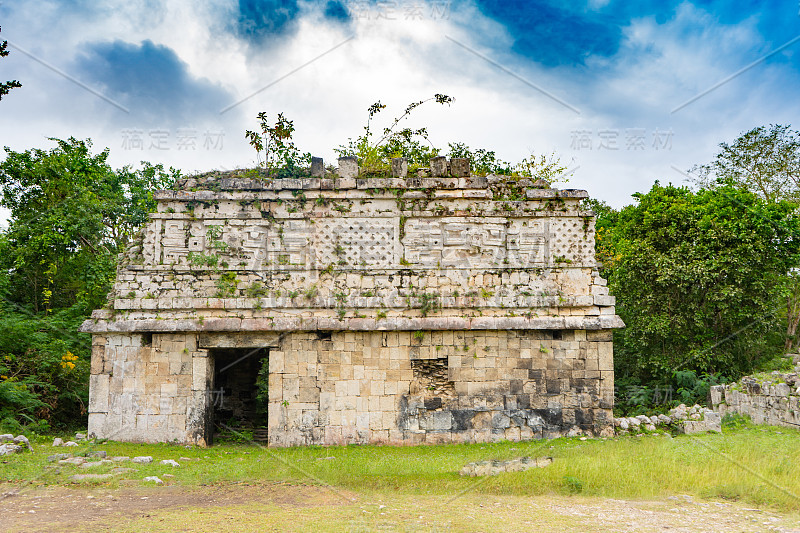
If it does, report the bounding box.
[4,424,800,513]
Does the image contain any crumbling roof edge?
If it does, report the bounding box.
[80,315,624,334]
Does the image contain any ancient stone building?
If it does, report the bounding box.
[81,156,623,446]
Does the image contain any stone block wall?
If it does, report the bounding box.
[88,333,212,445]
[267,329,614,445]
[87,328,614,445]
[710,372,800,429]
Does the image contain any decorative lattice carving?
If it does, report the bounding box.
[549,217,594,265]
[313,218,395,268]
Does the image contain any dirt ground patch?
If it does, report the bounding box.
[2,482,799,532]
[0,482,353,532]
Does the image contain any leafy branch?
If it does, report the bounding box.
[335,94,454,173]
[245,112,311,177]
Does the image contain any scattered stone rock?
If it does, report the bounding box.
[678,410,722,434]
[52,437,64,447]
[63,441,79,447]
[59,457,86,465]
[0,435,33,453]
[459,456,553,477]
[0,443,23,456]
[87,450,107,458]
[614,404,720,435]
[13,435,32,451]
[69,473,113,482]
[143,476,163,484]
[80,460,113,469]
[671,404,688,421]
[132,456,153,464]
[47,453,71,462]
[160,459,180,467]
[59,457,87,465]
[74,433,87,441]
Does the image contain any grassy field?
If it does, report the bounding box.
[3,421,800,515]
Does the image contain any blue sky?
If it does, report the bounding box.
[1,0,799,207]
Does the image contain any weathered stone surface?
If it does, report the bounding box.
[430,156,448,176]
[449,158,470,177]
[59,457,87,465]
[0,444,23,456]
[711,368,800,429]
[80,460,113,469]
[459,456,552,476]
[132,456,153,464]
[310,157,324,178]
[69,473,114,481]
[337,157,358,179]
[13,435,32,451]
[390,157,408,178]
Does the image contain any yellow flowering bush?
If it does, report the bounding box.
[60,351,78,370]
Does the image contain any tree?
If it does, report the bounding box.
[609,183,800,380]
[0,138,176,312]
[0,26,22,101]
[692,125,800,351]
[0,138,176,430]
[692,125,800,203]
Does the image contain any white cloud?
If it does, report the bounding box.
[2,1,799,208]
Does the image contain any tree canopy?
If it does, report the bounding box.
[606,183,800,380]
[692,124,800,203]
[0,138,176,430]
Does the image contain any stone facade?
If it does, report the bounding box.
[710,365,800,429]
[81,157,623,446]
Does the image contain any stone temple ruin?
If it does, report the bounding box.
[81,156,623,446]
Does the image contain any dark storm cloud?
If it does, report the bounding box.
[75,39,232,124]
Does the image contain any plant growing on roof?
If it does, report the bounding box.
[245,112,311,177]
[335,94,454,174]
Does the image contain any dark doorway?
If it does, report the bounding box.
[209,347,269,445]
